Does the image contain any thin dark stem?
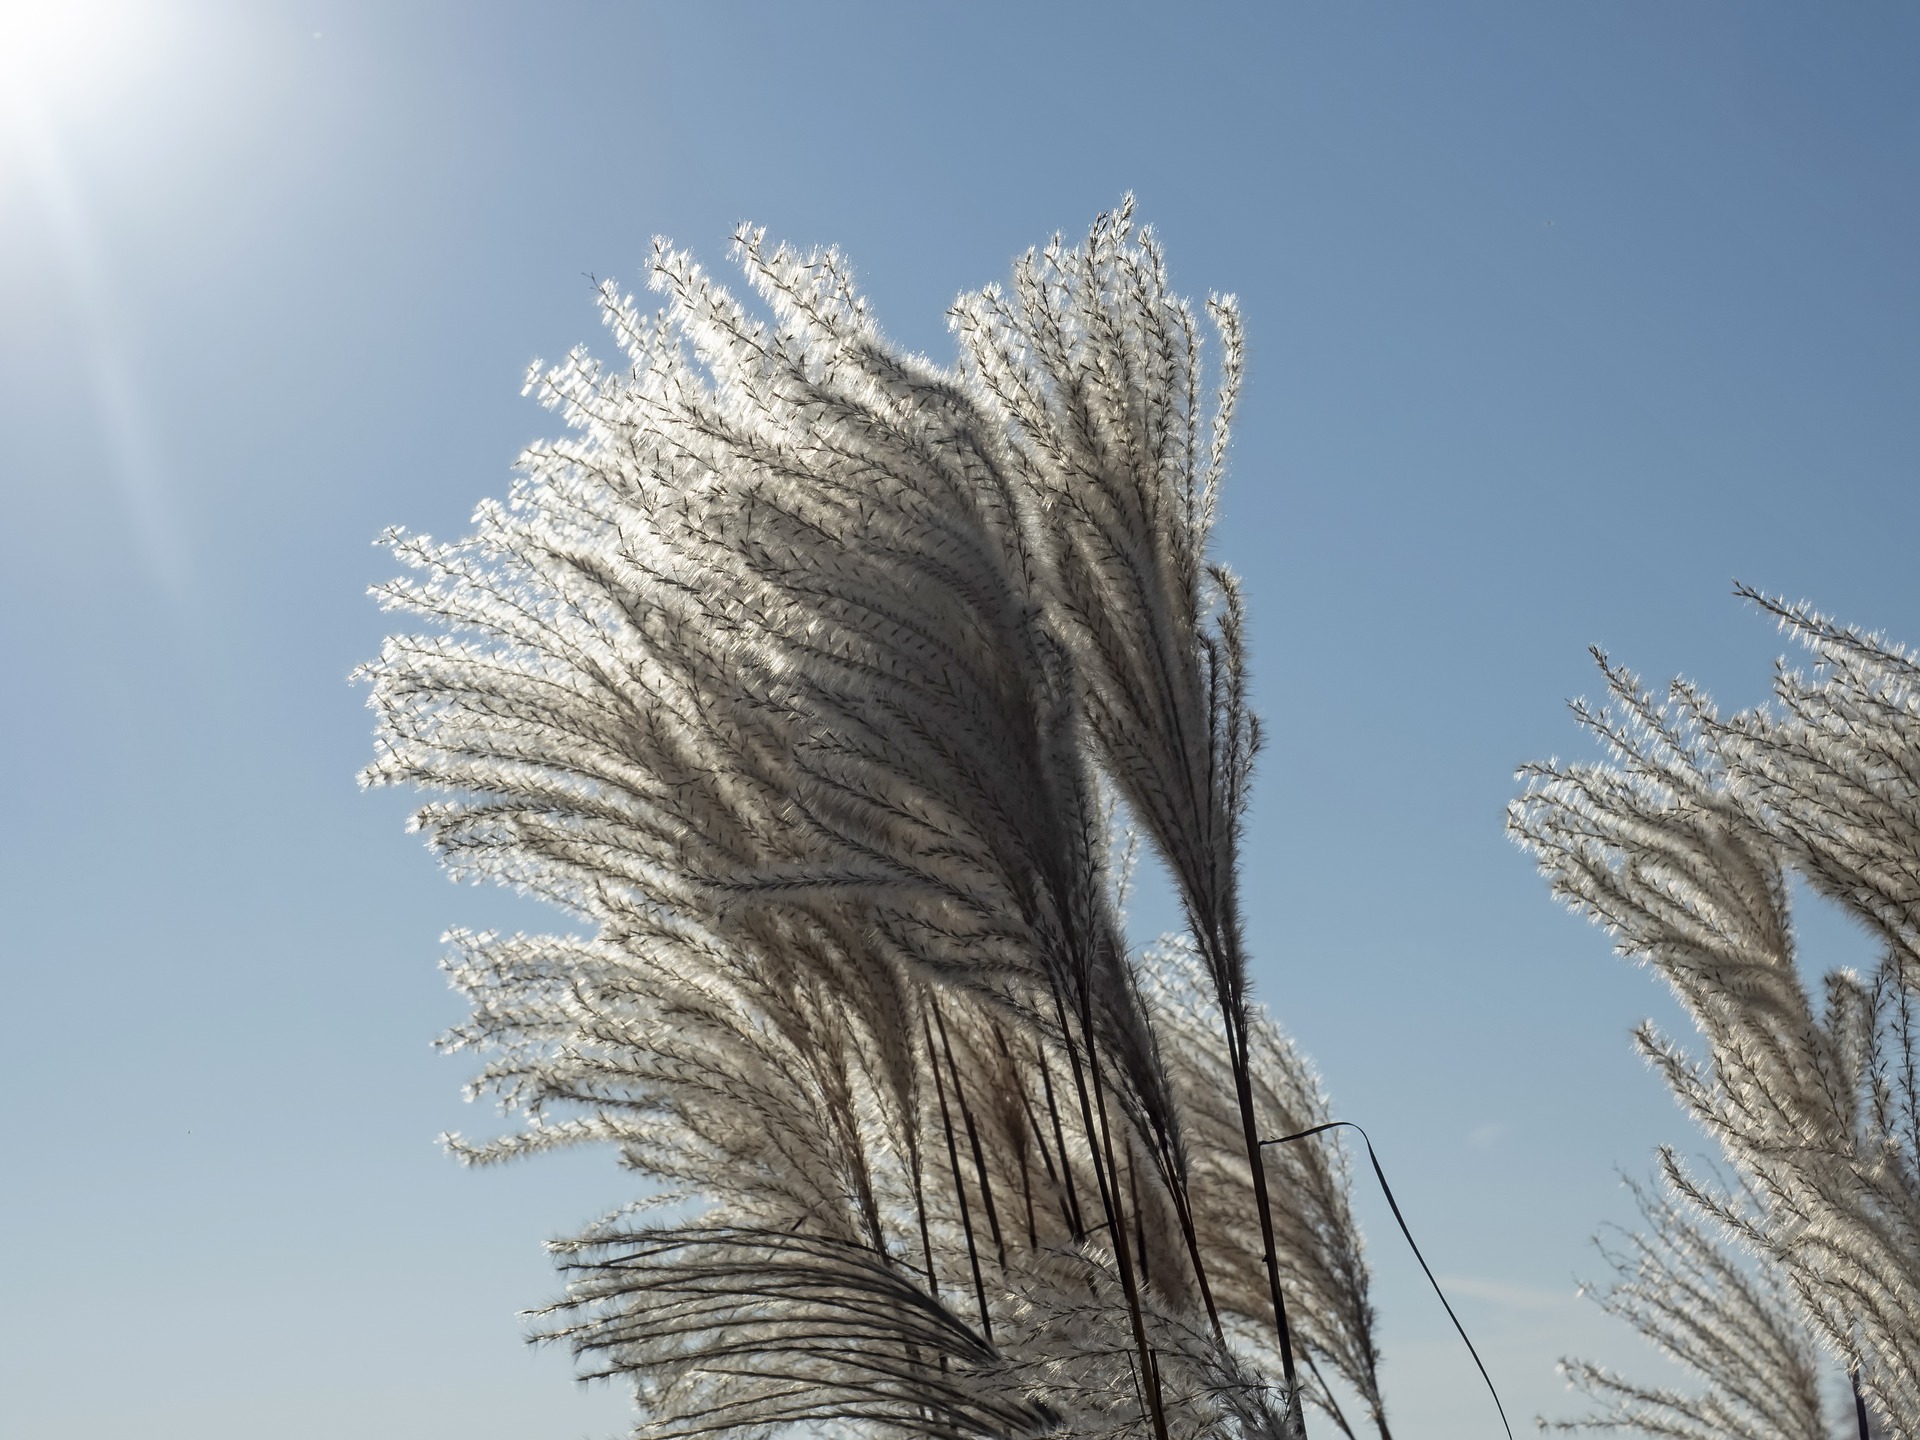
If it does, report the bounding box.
[1034,1036,1086,1237]
[1073,978,1172,1440]
[1263,1120,1509,1440]
[924,1008,991,1344]
[1126,1141,1151,1288]
[1018,1135,1038,1249]
[1146,1133,1226,1341]
[1050,981,1171,1440]
[932,1000,1007,1269]
[908,1134,940,1300]
[1302,1351,1358,1440]
[1226,994,1306,1434]
[987,1027,1051,1247]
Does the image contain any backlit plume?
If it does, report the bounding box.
[1515,593,1920,1436]
[362,203,1383,1440]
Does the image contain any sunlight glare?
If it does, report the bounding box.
[0,0,165,118]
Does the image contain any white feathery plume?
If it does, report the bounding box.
[951,198,1315,1437]
[1548,1173,1830,1440]
[1512,595,1920,1434]
[363,212,1378,1440]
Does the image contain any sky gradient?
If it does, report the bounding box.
[4,3,1918,1435]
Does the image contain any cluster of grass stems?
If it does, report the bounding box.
[364,200,1920,1440]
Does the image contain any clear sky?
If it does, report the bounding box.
[3,3,1916,1436]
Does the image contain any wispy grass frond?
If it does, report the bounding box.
[952,197,1318,1437]
[364,209,1375,1440]
[1514,598,1920,1434]
[544,1223,1044,1440]
[1548,1173,1828,1440]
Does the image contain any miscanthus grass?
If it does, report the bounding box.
[362,203,1384,1440]
[1515,593,1920,1437]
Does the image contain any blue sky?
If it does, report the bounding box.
[3,3,1916,1435]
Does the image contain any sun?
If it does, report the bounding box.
[0,0,165,117]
